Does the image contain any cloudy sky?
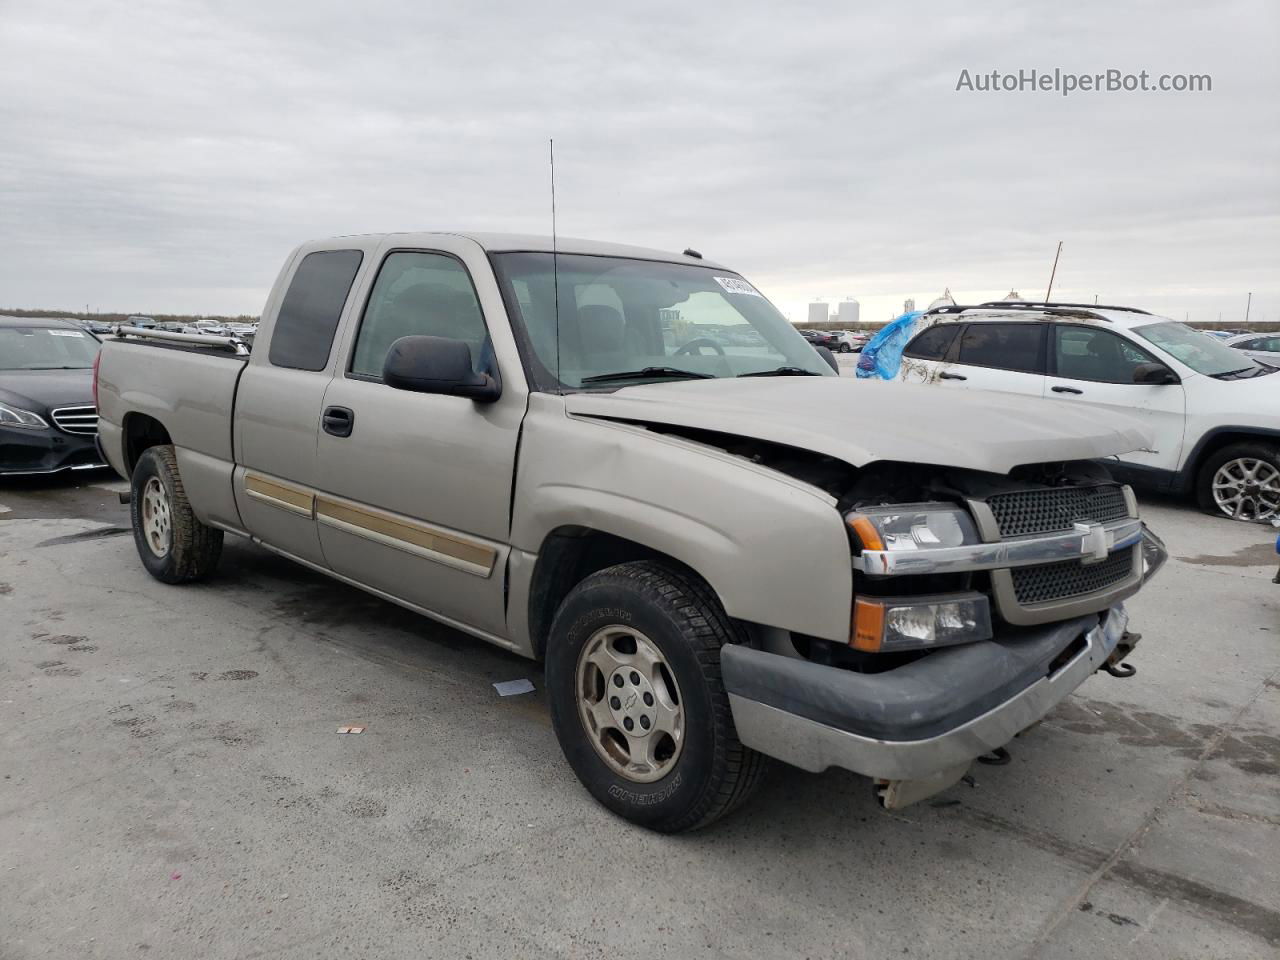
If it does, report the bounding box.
[2,0,1276,324]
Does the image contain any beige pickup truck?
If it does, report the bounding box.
[95,232,1167,831]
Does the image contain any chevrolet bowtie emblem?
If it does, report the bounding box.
[1074,521,1109,564]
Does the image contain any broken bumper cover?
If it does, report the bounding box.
[722,604,1129,781]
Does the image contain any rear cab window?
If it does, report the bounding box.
[956,323,1045,373]
[268,250,364,371]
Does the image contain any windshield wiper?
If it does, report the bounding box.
[580,367,714,385]
[1213,367,1258,380]
[738,366,821,378]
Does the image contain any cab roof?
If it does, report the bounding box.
[321,231,728,269]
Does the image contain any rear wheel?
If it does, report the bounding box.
[838,343,852,353]
[130,445,223,582]
[1196,441,1280,522]
[546,561,768,832]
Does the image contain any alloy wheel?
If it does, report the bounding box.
[576,625,684,783]
[140,475,173,557]
[1212,457,1280,521]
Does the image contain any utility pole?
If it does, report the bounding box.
[1245,292,1253,325]
[1045,241,1063,301]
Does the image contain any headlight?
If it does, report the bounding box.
[852,593,993,652]
[0,402,48,429]
[846,503,979,552]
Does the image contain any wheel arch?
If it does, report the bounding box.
[122,412,173,476]
[526,525,724,661]
[1182,426,1280,491]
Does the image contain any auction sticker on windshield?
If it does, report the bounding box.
[714,276,763,297]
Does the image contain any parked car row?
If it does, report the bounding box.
[51,315,259,340]
[799,328,869,353]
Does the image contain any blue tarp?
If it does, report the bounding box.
[855,310,925,380]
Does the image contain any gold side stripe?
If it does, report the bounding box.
[245,473,315,517]
[315,495,497,578]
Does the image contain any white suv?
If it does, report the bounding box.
[896,301,1280,522]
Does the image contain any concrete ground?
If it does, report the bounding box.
[1,470,1277,960]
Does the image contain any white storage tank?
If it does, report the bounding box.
[837,299,860,326]
[807,302,829,325]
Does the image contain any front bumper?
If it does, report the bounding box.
[723,604,1129,781]
[0,425,107,476]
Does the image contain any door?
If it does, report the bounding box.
[1042,324,1187,472]
[233,246,369,566]
[315,246,524,638]
[922,322,1048,397]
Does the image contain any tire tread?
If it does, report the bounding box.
[565,560,769,832]
[132,445,222,583]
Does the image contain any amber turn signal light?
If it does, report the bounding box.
[846,513,884,551]
[850,598,885,652]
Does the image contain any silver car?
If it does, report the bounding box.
[1225,332,1280,366]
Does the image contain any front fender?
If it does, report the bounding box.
[512,395,854,642]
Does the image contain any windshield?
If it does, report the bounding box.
[0,327,101,370]
[490,253,833,389]
[1133,321,1260,377]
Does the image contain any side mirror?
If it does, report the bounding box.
[383,336,501,402]
[815,344,840,373]
[1132,362,1179,385]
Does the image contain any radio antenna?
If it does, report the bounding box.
[550,138,561,392]
[1045,240,1063,301]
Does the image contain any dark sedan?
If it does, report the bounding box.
[0,316,106,475]
[799,329,838,349]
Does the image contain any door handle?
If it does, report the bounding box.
[1051,385,1084,395]
[939,372,967,381]
[322,406,354,438]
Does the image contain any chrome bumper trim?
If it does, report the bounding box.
[0,462,109,477]
[728,606,1128,781]
[852,517,1144,577]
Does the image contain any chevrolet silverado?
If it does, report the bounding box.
[95,232,1167,831]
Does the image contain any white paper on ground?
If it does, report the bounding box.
[493,678,535,697]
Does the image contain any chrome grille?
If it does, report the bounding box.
[50,405,99,436]
[987,484,1129,538]
[1011,547,1136,606]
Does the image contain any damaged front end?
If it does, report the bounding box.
[721,457,1168,810]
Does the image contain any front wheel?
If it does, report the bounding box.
[1196,441,1280,522]
[130,445,223,582]
[545,561,768,832]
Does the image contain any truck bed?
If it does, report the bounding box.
[96,330,249,472]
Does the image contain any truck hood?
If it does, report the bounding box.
[564,377,1151,475]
